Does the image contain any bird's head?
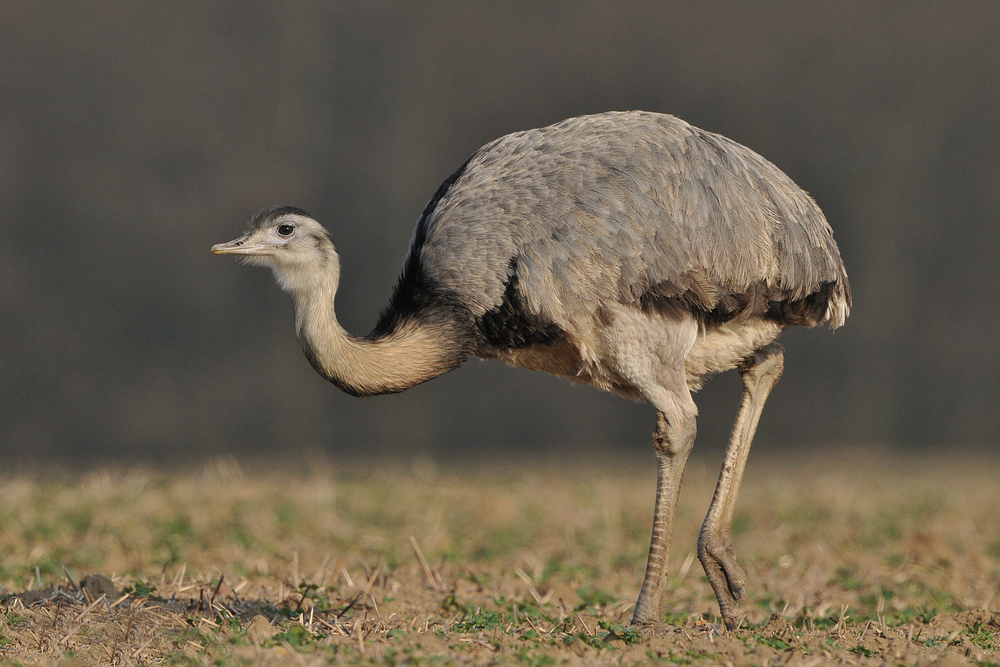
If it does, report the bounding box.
[212,206,341,295]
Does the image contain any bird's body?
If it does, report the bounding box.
[213,111,850,630]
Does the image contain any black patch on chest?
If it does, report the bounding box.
[373,265,472,338]
[477,259,565,350]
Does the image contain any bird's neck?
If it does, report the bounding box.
[289,270,467,397]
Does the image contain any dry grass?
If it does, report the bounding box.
[1,448,999,665]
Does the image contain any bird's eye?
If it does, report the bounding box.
[277,224,295,237]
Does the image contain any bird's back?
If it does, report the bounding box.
[396,111,849,353]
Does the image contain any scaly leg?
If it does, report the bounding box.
[632,396,697,626]
[698,343,784,631]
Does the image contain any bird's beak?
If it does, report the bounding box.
[211,234,273,256]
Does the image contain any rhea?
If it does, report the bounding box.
[213,111,850,630]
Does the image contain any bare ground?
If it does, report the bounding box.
[1,448,999,665]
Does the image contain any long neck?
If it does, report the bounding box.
[289,270,467,397]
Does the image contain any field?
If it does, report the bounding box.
[1,448,999,666]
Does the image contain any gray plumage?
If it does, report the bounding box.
[213,110,850,630]
[419,112,847,331]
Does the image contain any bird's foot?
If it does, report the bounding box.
[698,536,746,630]
[720,611,742,632]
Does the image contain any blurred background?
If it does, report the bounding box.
[2,2,998,464]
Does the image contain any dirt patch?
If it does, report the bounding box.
[1,450,998,664]
[2,579,997,665]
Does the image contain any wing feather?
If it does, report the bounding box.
[413,111,850,335]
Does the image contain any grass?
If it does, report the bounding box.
[0,448,998,665]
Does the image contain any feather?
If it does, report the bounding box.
[412,111,849,336]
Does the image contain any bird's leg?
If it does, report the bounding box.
[631,404,696,627]
[698,343,784,631]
